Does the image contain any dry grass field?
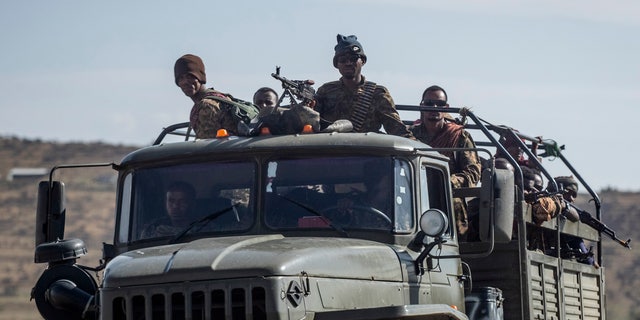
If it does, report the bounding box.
[0,137,135,319]
[0,137,638,319]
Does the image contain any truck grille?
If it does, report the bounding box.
[108,285,267,320]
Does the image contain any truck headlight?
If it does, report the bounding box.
[419,209,448,238]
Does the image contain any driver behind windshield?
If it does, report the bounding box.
[140,181,196,238]
[332,171,393,228]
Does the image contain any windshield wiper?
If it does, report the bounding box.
[169,203,240,244]
[279,195,349,237]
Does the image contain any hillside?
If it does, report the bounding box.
[0,137,638,319]
[0,137,139,319]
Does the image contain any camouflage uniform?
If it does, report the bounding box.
[140,217,180,239]
[410,122,481,188]
[189,89,241,139]
[315,78,413,138]
[410,121,481,236]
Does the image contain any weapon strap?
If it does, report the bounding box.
[350,81,377,132]
[202,89,259,124]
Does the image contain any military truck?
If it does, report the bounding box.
[31,106,621,319]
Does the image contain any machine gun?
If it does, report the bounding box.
[237,67,318,137]
[568,203,632,249]
[271,66,316,107]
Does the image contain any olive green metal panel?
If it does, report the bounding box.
[529,252,560,319]
[528,251,604,320]
[523,203,599,242]
[463,241,605,320]
[461,241,524,320]
[562,260,604,320]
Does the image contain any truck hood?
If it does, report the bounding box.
[103,235,403,287]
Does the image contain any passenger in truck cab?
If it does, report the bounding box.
[140,181,197,238]
[174,53,242,138]
[409,85,481,238]
[252,87,279,110]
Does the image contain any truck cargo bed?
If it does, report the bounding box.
[462,241,605,320]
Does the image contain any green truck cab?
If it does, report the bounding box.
[31,107,617,319]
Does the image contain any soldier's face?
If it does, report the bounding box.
[177,73,202,98]
[507,145,523,159]
[534,175,543,191]
[563,189,577,202]
[336,54,364,79]
[166,190,192,223]
[254,91,278,109]
[523,178,536,191]
[420,90,448,122]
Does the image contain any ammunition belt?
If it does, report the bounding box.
[350,81,376,132]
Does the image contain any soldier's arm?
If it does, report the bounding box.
[194,100,224,139]
[375,88,414,139]
[451,132,482,188]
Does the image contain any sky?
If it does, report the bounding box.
[1,1,639,192]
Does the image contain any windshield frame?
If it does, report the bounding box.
[120,159,257,244]
[263,155,415,233]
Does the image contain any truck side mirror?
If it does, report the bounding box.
[479,168,514,243]
[35,181,66,246]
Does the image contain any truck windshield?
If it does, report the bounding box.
[128,161,256,242]
[264,156,414,232]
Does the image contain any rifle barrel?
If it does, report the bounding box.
[571,204,632,249]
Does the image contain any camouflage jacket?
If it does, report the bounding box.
[315,77,413,138]
[189,89,241,139]
[410,122,481,188]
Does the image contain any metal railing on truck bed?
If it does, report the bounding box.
[397,104,629,320]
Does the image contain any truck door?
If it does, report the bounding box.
[419,163,465,307]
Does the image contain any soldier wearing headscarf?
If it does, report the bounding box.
[314,34,413,138]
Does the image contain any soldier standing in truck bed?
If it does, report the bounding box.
[174,54,242,138]
[314,34,413,139]
[410,85,481,237]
